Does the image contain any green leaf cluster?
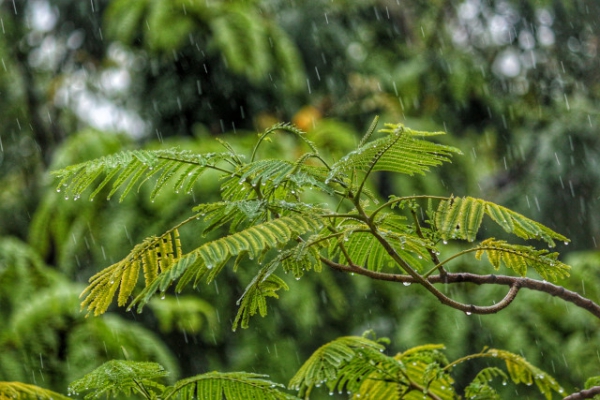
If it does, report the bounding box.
[435,196,569,246]
[475,239,570,281]
[51,119,573,332]
[1,335,567,400]
[288,334,565,400]
[68,360,297,400]
[0,382,69,400]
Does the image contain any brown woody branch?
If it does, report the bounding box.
[563,386,600,400]
[321,258,600,319]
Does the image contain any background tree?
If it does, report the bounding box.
[0,0,598,398]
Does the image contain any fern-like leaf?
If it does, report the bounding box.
[288,335,386,397]
[165,371,299,400]
[68,360,168,400]
[128,214,322,313]
[484,349,564,400]
[332,216,429,272]
[239,160,298,188]
[386,344,454,400]
[327,124,461,183]
[475,238,570,281]
[341,230,428,272]
[280,238,324,279]
[436,196,569,246]
[220,159,331,203]
[233,263,289,331]
[435,196,485,242]
[52,149,235,202]
[195,200,267,235]
[290,337,455,400]
[81,229,182,316]
[464,367,507,400]
[0,382,70,400]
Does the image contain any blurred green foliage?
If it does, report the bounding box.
[0,0,599,398]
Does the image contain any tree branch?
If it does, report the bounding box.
[434,273,600,319]
[321,257,520,315]
[321,258,600,319]
[563,386,600,400]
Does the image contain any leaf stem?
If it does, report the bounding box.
[355,127,404,200]
[371,195,449,220]
[411,209,446,277]
[442,348,495,371]
[157,155,235,176]
[132,379,153,400]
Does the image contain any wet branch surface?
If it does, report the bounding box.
[563,386,600,400]
[321,258,600,319]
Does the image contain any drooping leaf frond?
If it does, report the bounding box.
[129,214,323,313]
[351,344,455,400]
[289,336,385,396]
[52,149,236,202]
[391,344,454,400]
[475,238,570,281]
[288,335,386,397]
[280,238,324,279]
[464,367,507,400]
[435,196,570,246]
[165,371,299,400]
[483,349,564,400]
[289,337,456,400]
[435,196,485,242]
[448,347,564,399]
[0,382,70,400]
[68,360,168,400]
[327,123,461,183]
[81,229,183,316]
[70,362,297,400]
[233,263,289,331]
